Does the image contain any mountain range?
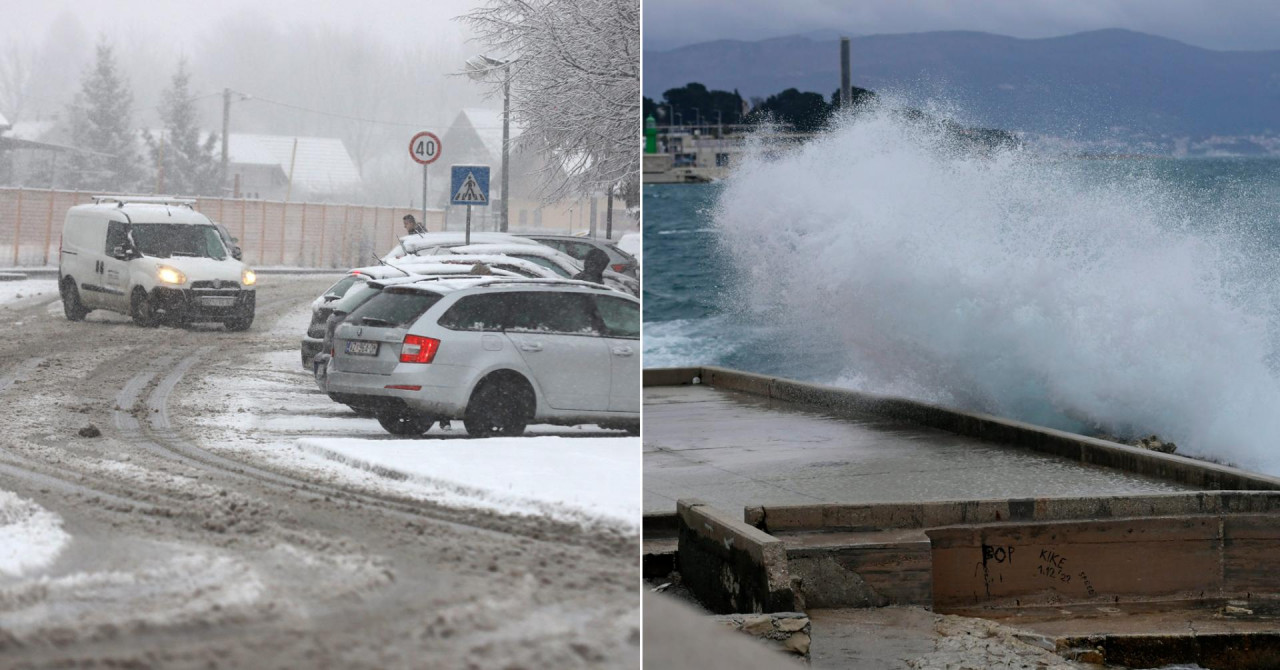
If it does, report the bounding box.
[645,29,1280,149]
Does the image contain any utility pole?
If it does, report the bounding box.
[500,65,510,232]
[840,37,852,109]
[221,88,231,189]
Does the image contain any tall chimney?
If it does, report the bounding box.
[840,37,852,109]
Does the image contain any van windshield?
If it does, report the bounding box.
[130,224,227,260]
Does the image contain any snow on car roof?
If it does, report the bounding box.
[385,276,630,296]
[387,232,541,259]
[351,263,521,280]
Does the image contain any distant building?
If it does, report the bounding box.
[438,108,565,208]
[221,133,363,201]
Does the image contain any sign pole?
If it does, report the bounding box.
[408,130,442,231]
[465,205,472,246]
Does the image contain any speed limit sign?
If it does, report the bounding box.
[409,131,442,165]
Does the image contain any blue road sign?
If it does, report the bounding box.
[450,165,491,206]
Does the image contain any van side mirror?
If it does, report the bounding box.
[112,245,131,261]
[232,246,243,261]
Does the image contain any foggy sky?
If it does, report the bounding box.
[644,0,1280,52]
[0,0,481,49]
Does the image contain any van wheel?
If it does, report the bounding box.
[131,288,159,328]
[60,279,89,321]
[376,411,435,436]
[464,379,532,437]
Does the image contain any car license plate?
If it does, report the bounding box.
[201,296,236,307]
[346,340,379,356]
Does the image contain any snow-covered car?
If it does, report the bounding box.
[516,234,639,278]
[325,277,640,437]
[301,262,526,368]
[426,243,640,297]
[384,231,543,261]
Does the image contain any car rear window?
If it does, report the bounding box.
[323,275,362,300]
[594,295,639,338]
[512,254,573,278]
[346,289,443,328]
[331,281,381,313]
[606,244,635,263]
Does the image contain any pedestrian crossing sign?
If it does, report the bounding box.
[450,165,491,206]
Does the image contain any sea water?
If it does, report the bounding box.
[643,107,1280,473]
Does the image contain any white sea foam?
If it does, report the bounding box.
[714,104,1280,472]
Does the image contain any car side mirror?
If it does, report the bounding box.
[322,294,339,302]
[112,245,131,261]
[232,246,243,260]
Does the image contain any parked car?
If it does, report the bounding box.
[324,277,640,437]
[59,195,256,330]
[429,243,641,297]
[212,223,244,260]
[301,261,527,368]
[387,231,543,260]
[516,234,639,278]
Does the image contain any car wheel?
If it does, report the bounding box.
[224,311,254,332]
[464,379,532,437]
[131,288,159,328]
[376,411,435,436]
[60,279,89,321]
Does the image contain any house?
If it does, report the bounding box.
[221,133,363,201]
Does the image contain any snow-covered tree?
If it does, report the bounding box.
[144,60,222,196]
[65,41,141,192]
[460,0,640,201]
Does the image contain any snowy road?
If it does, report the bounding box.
[0,275,639,668]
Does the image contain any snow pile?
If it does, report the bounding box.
[616,232,641,263]
[299,436,640,528]
[0,490,71,577]
[0,278,57,309]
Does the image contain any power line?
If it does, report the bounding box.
[239,94,507,130]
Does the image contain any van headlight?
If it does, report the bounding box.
[242,269,257,286]
[157,266,186,285]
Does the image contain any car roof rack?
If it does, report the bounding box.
[91,195,198,209]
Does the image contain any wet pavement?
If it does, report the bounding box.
[643,385,1195,515]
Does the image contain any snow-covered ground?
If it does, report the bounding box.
[184,322,640,531]
[0,277,58,310]
[0,490,71,577]
[300,436,639,526]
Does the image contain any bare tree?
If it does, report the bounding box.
[460,0,640,201]
[0,43,34,122]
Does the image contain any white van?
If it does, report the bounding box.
[58,196,257,330]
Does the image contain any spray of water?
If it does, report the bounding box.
[714,103,1280,472]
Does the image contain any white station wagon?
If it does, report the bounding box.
[324,277,639,436]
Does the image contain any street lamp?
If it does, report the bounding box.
[465,54,512,233]
[691,106,701,131]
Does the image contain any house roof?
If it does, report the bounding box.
[222,133,362,193]
[451,108,520,163]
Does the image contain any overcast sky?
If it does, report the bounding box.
[644,0,1280,52]
[0,0,482,50]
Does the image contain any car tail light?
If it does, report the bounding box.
[612,263,627,272]
[400,335,440,364]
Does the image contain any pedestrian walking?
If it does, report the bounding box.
[403,214,427,236]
